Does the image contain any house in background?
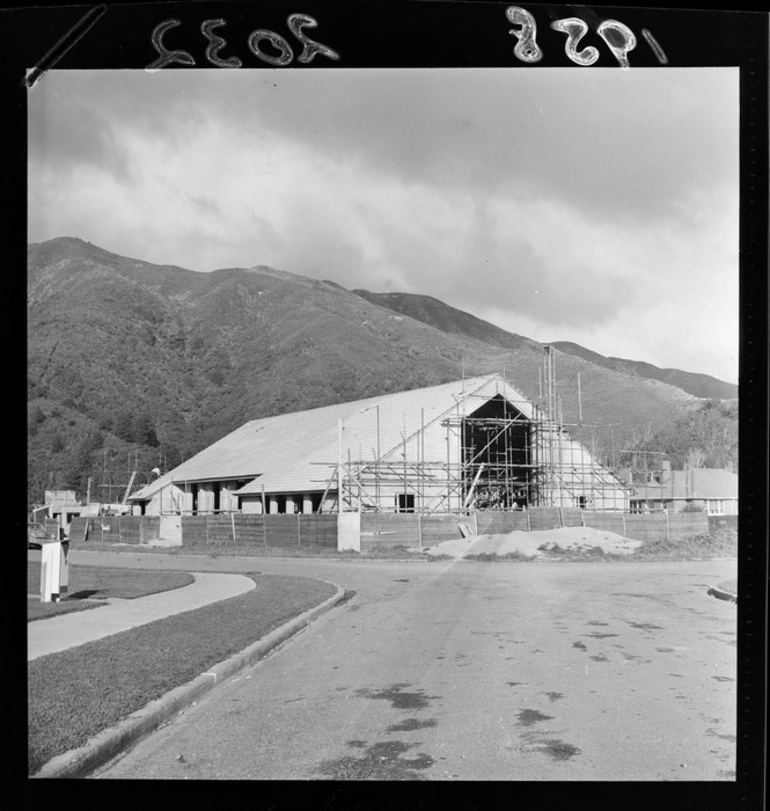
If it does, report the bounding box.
[127,375,632,516]
[40,489,85,534]
[629,464,738,515]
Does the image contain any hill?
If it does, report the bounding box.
[351,290,737,400]
[549,342,737,400]
[28,237,713,504]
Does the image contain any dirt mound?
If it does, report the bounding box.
[424,526,643,559]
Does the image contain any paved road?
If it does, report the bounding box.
[81,552,736,781]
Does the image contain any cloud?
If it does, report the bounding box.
[27,68,738,383]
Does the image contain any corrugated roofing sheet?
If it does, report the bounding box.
[130,375,535,499]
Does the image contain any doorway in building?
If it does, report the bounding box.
[462,395,531,510]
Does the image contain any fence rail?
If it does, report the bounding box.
[180,514,337,548]
[67,516,161,545]
[64,508,723,548]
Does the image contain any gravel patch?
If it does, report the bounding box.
[424,526,643,559]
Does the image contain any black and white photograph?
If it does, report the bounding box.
[22,0,764,795]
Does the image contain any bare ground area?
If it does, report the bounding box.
[424,527,643,559]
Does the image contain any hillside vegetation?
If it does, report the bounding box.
[27,238,733,505]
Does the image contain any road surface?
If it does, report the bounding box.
[81,553,736,781]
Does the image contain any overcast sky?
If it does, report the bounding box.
[28,68,738,383]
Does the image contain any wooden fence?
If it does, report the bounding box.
[361,508,712,548]
[360,513,466,550]
[65,508,719,549]
[67,516,161,545]
[180,513,338,548]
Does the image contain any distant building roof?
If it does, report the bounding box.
[631,468,737,501]
[129,375,538,500]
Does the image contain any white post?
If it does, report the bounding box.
[337,418,343,514]
[40,541,65,603]
[417,513,422,550]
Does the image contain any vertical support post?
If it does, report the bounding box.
[665,509,670,541]
[577,373,582,423]
[446,422,451,511]
[402,414,407,510]
[417,513,422,550]
[420,408,425,513]
[376,406,381,508]
[473,511,478,537]
[206,513,210,545]
[621,513,627,537]
[338,419,343,515]
[298,512,302,546]
[231,511,236,544]
[527,510,531,532]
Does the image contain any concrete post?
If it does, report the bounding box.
[338,512,361,552]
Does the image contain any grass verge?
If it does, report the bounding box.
[630,528,738,560]
[464,552,536,562]
[28,573,336,775]
[68,541,429,560]
[28,563,194,605]
[27,598,106,622]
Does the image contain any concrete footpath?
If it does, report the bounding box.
[29,568,347,778]
[28,572,257,661]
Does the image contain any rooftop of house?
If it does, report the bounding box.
[631,468,737,501]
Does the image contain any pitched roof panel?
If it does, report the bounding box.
[131,375,537,499]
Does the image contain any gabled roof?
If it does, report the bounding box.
[130,375,535,500]
[631,468,738,501]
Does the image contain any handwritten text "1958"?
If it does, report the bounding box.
[507,6,668,68]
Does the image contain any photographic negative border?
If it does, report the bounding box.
[13,0,767,805]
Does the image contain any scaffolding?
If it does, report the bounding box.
[314,347,635,513]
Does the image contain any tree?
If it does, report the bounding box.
[684,448,707,470]
[62,431,104,494]
[132,413,160,447]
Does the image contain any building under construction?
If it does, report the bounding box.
[129,351,632,516]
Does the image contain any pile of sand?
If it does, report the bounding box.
[423,526,643,559]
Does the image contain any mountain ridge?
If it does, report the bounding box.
[27,237,733,504]
[351,289,737,400]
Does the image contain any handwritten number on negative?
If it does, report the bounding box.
[202,19,242,68]
[597,20,637,68]
[287,14,341,63]
[506,7,543,64]
[550,18,599,67]
[147,19,196,70]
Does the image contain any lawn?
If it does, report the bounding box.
[28,573,336,776]
[27,564,195,622]
[28,598,105,622]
